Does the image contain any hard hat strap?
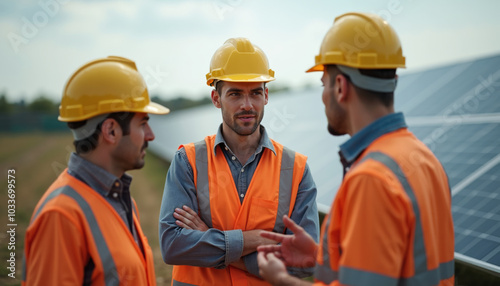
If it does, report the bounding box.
[70,114,109,141]
[337,65,397,93]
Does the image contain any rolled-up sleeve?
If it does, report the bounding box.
[159,148,244,268]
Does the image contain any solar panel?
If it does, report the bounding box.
[149,53,500,274]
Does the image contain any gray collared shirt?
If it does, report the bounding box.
[67,153,143,253]
[159,125,319,277]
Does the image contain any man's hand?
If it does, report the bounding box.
[173,205,209,231]
[242,230,278,256]
[257,215,318,268]
[257,252,310,286]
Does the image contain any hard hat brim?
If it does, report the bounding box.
[306,64,325,73]
[58,101,170,122]
[207,74,275,86]
[142,101,170,115]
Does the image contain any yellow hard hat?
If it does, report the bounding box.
[59,56,170,122]
[206,37,275,86]
[307,12,406,72]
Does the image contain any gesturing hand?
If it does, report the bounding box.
[257,215,318,268]
[258,251,309,286]
[173,205,209,231]
[257,252,288,285]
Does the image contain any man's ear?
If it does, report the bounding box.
[336,74,350,104]
[100,118,120,144]
[264,87,269,105]
[211,89,221,108]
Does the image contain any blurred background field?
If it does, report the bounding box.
[0,132,174,286]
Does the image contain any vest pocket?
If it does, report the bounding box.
[246,197,278,230]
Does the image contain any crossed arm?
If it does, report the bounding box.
[175,206,319,285]
[173,205,277,271]
[160,149,267,269]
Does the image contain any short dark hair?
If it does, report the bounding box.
[215,80,224,95]
[326,65,395,107]
[67,112,135,154]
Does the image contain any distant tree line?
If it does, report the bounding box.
[0,82,296,116]
[0,92,213,133]
[0,93,59,114]
[0,92,214,115]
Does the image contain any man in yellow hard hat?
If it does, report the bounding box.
[159,37,320,285]
[23,56,170,285]
[257,12,455,286]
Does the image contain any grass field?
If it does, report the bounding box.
[0,132,173,285]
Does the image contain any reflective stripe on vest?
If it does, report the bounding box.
[275,146,295,233]
[314,152,454,285]
[24,186,120,286]
[194,140,212,228]
[193,140,296,233]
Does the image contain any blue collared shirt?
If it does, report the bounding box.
[159,125,319,278]
[67,153,143,252]
[338,112,408,174]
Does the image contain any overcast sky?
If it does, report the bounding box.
[1,0,500,103]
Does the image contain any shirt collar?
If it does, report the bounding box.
[339,112,407,167]
[67,153,132,197]
[213,124,276,156]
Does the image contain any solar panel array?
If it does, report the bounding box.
[149,53,500,274]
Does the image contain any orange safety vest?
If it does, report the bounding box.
[172,135,307,286]
[23,170,156,286]
[314,129,454,286]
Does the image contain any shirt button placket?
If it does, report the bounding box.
[113,182,120,199]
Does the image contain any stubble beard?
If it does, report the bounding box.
[327,98,348,136]
[114,138,147,171]
[222,105,264,136]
